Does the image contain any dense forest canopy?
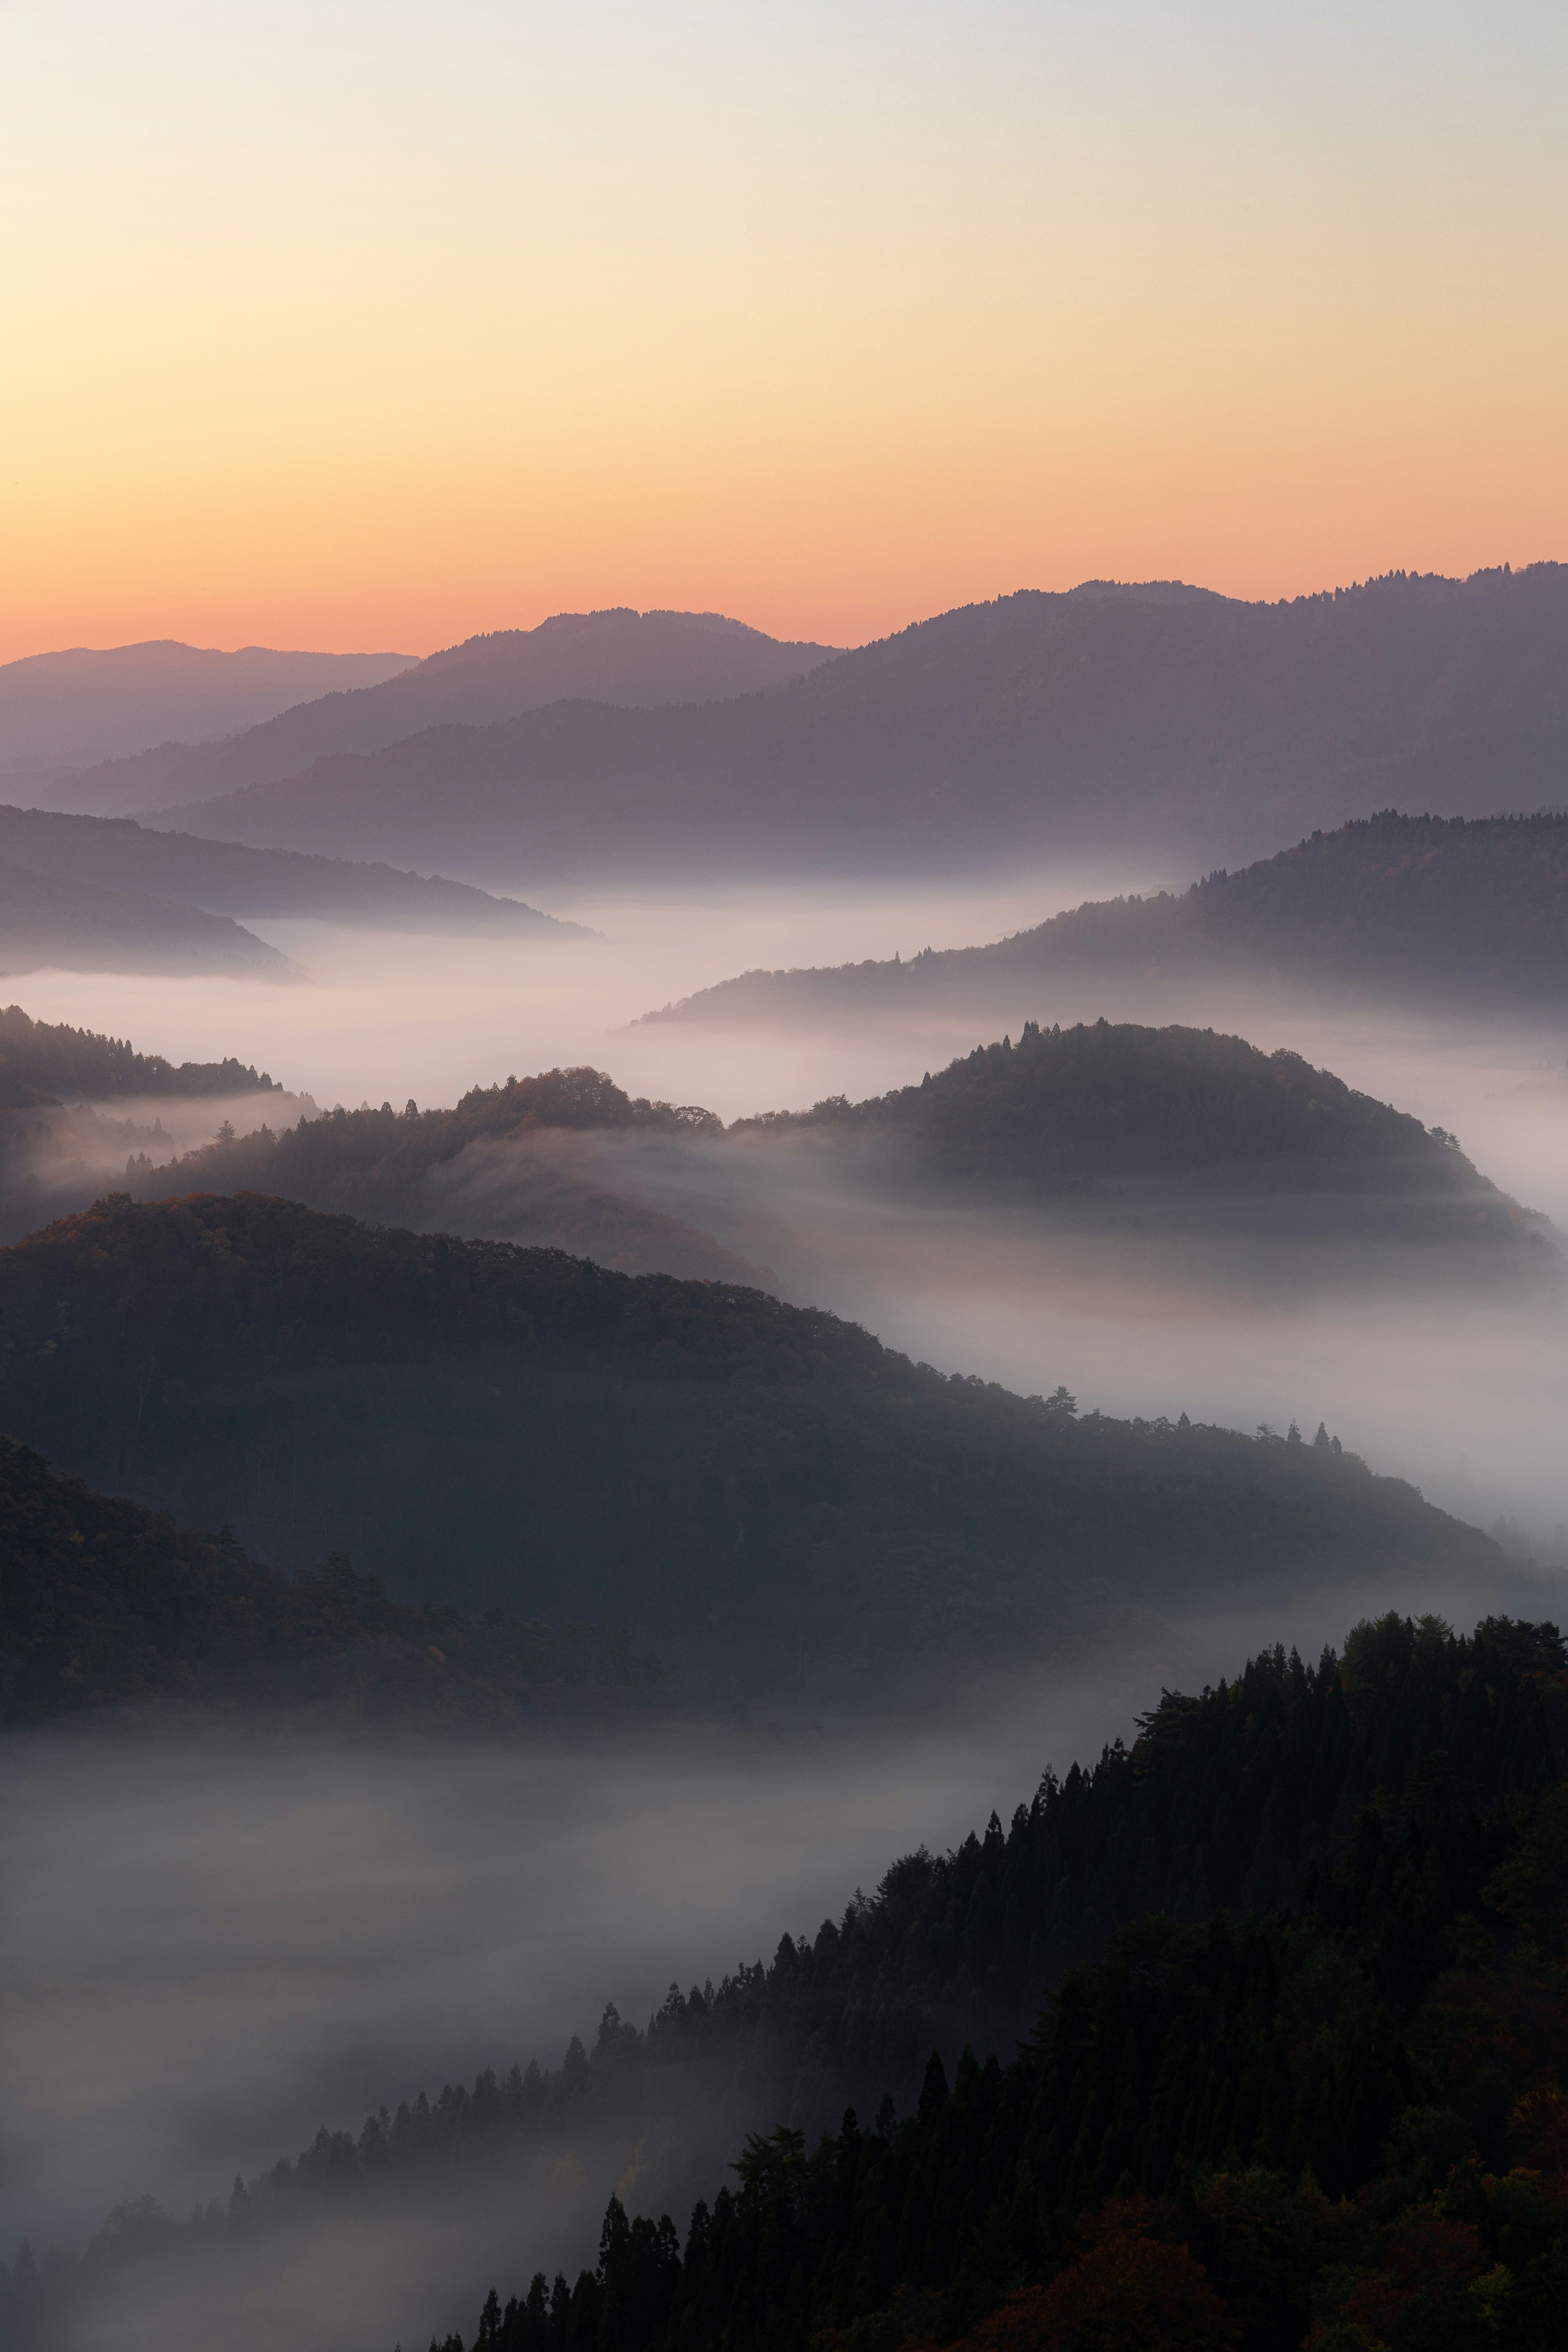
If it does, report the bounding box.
[138,568,1568,878]
[0,1193,1506,1700]
[650,812,1568,1025]
[0,1002,279,1109]
[0,1434,654,1730]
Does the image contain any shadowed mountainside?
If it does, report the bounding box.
[143,569,1568,880]
[646,811,1568,1025]
[64,609,840,817]
[0,1193,1510,1704]
[0,1434,657,1731]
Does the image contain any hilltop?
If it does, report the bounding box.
[140,569,1568,879]
[0,854,290,979]
[0,1193,1506,1702]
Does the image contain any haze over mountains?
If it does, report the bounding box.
[51,610,840,818]
[0,641,415,785]
[648,813,1568,1027]
[135,567,1568,882]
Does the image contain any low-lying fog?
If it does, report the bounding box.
[6,865,1568,2346]
[8,1575,1561,2352]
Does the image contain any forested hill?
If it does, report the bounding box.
[120,1070,764,1285]
[0,1003,280,1109]
[424,1613,1568,2352]
[733,1020,1511,1196]
[141,568,1568,879]
[0,1436,655,1730]
[648,811,1568,1022]
[20,1613,1568,2350]
[0,1193,1506,1700]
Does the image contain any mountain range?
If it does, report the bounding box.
[0,640,414,784]
[125,567,1568,882]
[45,609,840,818]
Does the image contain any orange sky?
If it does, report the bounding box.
[2,1,1563,660]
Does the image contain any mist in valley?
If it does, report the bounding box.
[7,866,1568,2349]
[8,1550,1563,2352]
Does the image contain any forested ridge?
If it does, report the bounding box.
[429,1614,1568,2352]
[0,1433,655,1729]
[0,1002,279,1108]
[731,1020,1521,1205]
[11,1613,1568,2350]
[651,812,1568,1022]
[115,1069,763,1283]
[0,1193,1505,1695]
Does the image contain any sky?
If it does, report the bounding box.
[1,0,1564,662]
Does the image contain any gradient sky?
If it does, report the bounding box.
[1,0,1563,660]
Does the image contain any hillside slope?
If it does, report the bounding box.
[0,1194,1507,1702]
[65,609,839,817]
[0,805,579,934]
[650,811,1568,1023]
[145,569,1568,879]
[0,857,290,978]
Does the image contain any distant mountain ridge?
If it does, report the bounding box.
[0,640,414,784]
[646,811,1568,1023]
[141,566,1568,880]
[0,804,583,974]
[54,608,840,817]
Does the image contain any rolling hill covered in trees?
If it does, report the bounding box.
[64,608,839,817]
[141,569,1568,880]
[121,1071,770,1285]
[0,1193,1508,1702]
[648,812,1568,1025]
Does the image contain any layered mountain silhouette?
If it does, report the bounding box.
[0,805,583,968]
[140,567,1568,880]
[61,608,839,817]
[2,640,414,787]
[647,812,1568,1023]
[0,857,290,978]
[0,1192,1507,1699]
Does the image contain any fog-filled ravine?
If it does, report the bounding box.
[5,863,1568,2352]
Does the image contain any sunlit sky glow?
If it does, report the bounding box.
[2,0,1563,660]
